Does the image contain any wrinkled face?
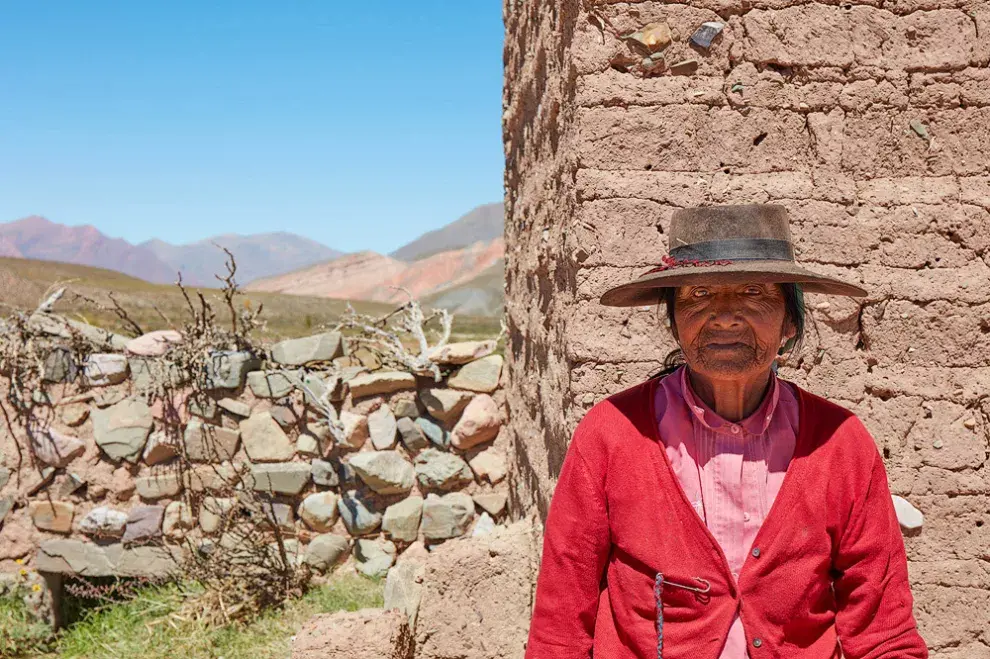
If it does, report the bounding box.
[672,283,795,380]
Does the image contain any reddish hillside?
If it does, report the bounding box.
[246,238,505,304]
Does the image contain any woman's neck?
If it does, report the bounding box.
[686,366,772,422]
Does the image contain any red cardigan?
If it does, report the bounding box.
[526,378,927,659]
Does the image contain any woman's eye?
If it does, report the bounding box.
[744,287,762,295]
[692,289,710,297]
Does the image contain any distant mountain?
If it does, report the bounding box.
[247,239,505,306]
[0,216,178,284]
[140,233,343,286]
[422,259,504,316]
[390,202,504,262]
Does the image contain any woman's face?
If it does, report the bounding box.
[672,282,795,381]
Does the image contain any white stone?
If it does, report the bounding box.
[83,353,129,386]
[125,330,183,357]
[298,491,339,532]
[79,506,128,538]
[349,452,415,495]
[368,406,398,450]
[892,495,924,531]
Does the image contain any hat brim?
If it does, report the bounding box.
[599,261,868,307]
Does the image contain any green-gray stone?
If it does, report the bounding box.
[91,398,153,463]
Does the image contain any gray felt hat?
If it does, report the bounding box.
[599,204,868,307]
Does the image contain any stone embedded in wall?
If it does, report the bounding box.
[468,449,508,485]
[0,496,13,525]
[446,355,503,394]
[427,340,497,365]
[450,395,501,450]
[368,406,399,450]
[396,417,429,452]
[218,397,251,417]
[415,417,450,449]
[185,462,238,492]
[298,491,339,532]
[296,433,321,458]
[29,501,74,533]
[184,418,241,462]
[247,462,312,495]
[93,389,127,408]
[291,608,414,659]
[415,449,473,492]
[162,501,195,538]
[79,507,128,538]
[36,539,116,576]
[123,505,164,545]
[338,411,370,451]
[348,371,417,399]
[55,472,86,499]
[199,497,236,534]
[135,471,183,499]
[259,501,295,532]
[311,459,339,487]
[61,404,89,427]
[42,347,78,384]
[384,560,426,630]
[125,329,183,357]
[32,429,86,468]
[419,388,474,425]
[28,313,128,351]
[355,538,397,578]
[304,533,350,572]
[240,412,295,462]
[187,393,218,420]
[472,512,496,537]
[421,492,475,541]
[893,495,924,531]
[142,432,180,466]
[247,369,299,398]
[270,332,344,366]
[0,466,10,490]
[204,350,260,390]
[472,492,507,518]
[391,399,419,419]
[349,452,415,496]
[383,496,424,543]
[115,545,181,578]
[83,353,129,386]
[337,490,383,536]
[91,398,154,463]
[270,405,298,429]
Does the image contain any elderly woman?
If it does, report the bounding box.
[525,205,927,659]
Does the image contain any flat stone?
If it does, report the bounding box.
[61,404,89,427]
[184,418,241,462]
[83,353,129,386]
[339,411,369,451]
[304,534,350,572]
[128,357,188,390]
[311,458,339,487]
[419,388,474,424]
[93,389,127,407]
[472,492,508,517]
[91,398,154,463]
[204,350,261,389]
[142,432,180,465]
[337,489,382,536]
[240,412,294,462]
[135,471,183,499]
[472,512,496,537]
[32,429,86,467]
[199,497,236,534]
[382,496,423,543]
[893,495,924,531]
[217,397,251,417]
[30,501,74,533]
[24,467,55,496]
[28,313,128,350]
[446,355,503,393]
[247,369,299,398]
[37,539,116,576]
[125,329,183,357]
[43,347,78,383]
[368,406,399,450]
[186,393,218,420]
[298,491,339,532]
[384,560,426,630]
[415,417,450,449]
[260,501,296,532]
[355,538,397,578]
[421,492,475,540]
[397,417,430,452]
[627,21,672,51]
[427,340,497,365]
[162,501,195,538]
[415,449,473,492]
[271,332,343,365]
[80,507,129,538]
[0,466,9,490]
[55,472,86,498]
[116,546,181,578]
[306,418,335,442]
[348,371,417,399]
[296,433,321,457]
[247,461,311,495]
[336,459,359,487]
[270,405,298,429]
[450,394,501,450]
[391,399,419,419]
[669,58,699,75]
[349,452,415,495]
[123,505,164,544]
[468,449,507,485]
[689,21,724,48]
[185,462,238,492]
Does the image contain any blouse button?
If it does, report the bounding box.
[730,424,740,434]
[752,547,761,558]
[753,638,763,648]
[743,512,751,522]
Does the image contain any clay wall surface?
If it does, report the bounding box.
[503,1,990,656]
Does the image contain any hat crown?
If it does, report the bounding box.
[669,204,792,251]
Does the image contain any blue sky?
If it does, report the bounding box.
[0,1,504,253]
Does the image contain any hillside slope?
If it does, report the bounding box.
[389,202,503,262]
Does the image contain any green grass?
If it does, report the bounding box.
[3,573,383,659]
[0,595,55,657]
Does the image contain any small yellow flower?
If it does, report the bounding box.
[32,584,42,592]
[19,569,28,577]
[15,558,24,565]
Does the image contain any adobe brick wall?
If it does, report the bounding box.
[503,1,990,656]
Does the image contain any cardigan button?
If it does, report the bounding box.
[753,638,763,648]
[752,547,761,558]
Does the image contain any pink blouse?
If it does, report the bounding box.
[655,366,799,659]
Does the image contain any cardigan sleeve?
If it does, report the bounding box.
[525,429,611,659]
[832,449,928,659]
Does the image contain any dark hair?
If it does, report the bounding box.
[651,283,807,379]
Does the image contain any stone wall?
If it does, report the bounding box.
[503,1,990,656]
[0,319,510,595]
